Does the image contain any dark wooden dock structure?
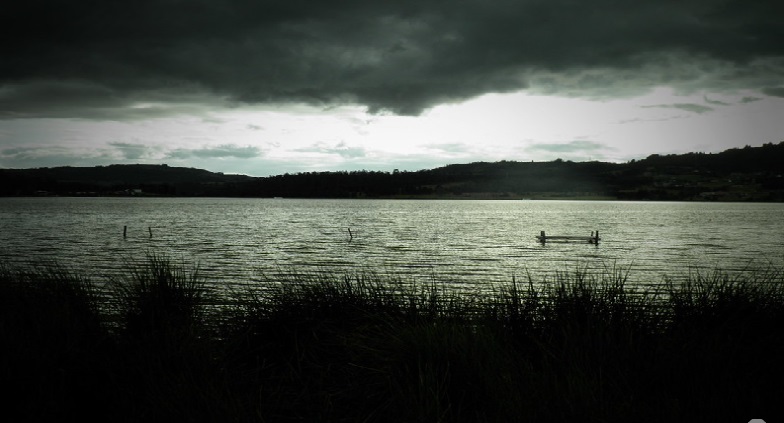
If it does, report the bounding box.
[537,230,600,244]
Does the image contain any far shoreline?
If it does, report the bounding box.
[5,193,783,202]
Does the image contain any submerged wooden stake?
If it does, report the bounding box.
[123,225,127,238]
[347,227,353,242]
[149,227,153,238]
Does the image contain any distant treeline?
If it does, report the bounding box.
[2,141,783,201]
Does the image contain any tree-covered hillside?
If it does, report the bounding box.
[0,164,252,196]
[240,142,784,201]
[2,142,782,201]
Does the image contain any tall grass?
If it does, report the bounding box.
[110,253,208,340]
[0,262,110,419]
[2,255,783,421]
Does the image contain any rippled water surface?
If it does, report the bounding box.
[1,197,782,291]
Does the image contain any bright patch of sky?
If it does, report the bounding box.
[2,87,780,176]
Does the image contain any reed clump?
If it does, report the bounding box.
[2,256,783,422]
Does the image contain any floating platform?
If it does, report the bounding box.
[537,230,600,244]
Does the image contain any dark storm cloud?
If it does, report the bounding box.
[0,79,223,120]
[763,87,784,97]
[3,0,783,118]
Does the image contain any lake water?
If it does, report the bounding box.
[1,197,782,293]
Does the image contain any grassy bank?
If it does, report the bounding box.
[2,255,782,422]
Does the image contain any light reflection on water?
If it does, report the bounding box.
[1,197,782,293]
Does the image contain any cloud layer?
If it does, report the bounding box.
[3,0,783,118]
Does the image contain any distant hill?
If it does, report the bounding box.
[0,164,253,196]
[2,142,783,201]
[241,141,784,201]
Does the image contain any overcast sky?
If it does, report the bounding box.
[2,0,783,176]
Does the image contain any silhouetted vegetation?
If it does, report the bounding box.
[2,255,783,421]
[2,141,783,200]
[0,163,252,197]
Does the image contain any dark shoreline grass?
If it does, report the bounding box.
[2,255,783,422]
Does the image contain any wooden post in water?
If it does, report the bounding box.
[123,225,127,238]
[149,227,153,238]
[540,230,546,243]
